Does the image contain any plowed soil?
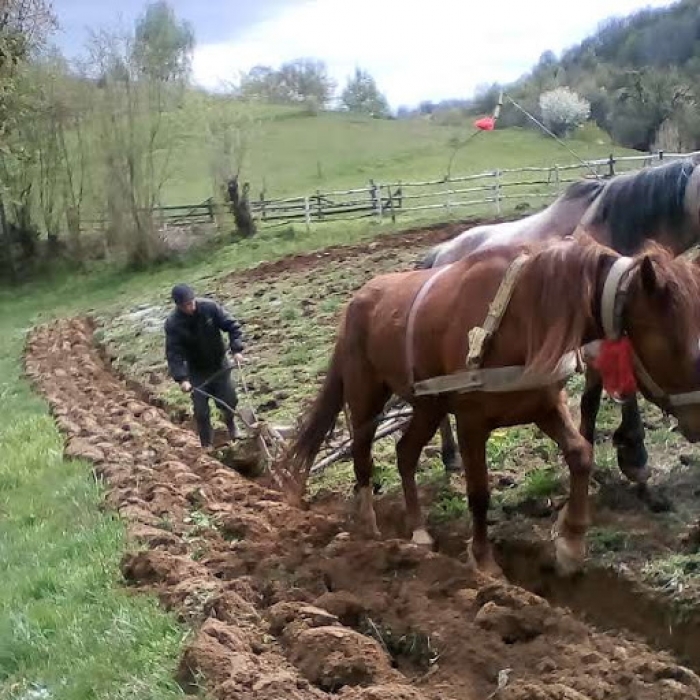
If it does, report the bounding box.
[24,316,700,700]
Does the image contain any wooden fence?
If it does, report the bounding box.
[245,149,697,229]
[105,148,698,232]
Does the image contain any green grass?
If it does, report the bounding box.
[0,295,191,699]
[99,95,639,207]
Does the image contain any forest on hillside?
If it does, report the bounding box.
[420,0,700,153]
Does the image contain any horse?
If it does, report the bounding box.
[417,155,700,483]
[282,236,700,577]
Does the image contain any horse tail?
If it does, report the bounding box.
[283,339,345,482]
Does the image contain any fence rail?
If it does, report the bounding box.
[242,149,693,229]
[91,149,697,233]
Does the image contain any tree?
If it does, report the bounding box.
[88,12,193,268]
[0,0,56,284]
[132,0,194,82]
[539,87,591,136]
[237,58,335,107]
[206,95,259,238]
[341,67,390,118]
[610,68,693,150]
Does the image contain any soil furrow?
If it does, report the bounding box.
[22,316,700,699]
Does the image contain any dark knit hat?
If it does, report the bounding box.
[171,283,195,305]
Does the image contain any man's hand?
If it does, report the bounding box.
[232,353,247,364]
[180,380,192,393]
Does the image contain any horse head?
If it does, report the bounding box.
[621,244,700,441]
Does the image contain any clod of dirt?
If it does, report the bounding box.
[65,437,105,462]
[339,684,428,700]
[290,626,401,692]
[499,683,590,700]
[176,619,254,693]
[127,523,185,551]
[474,601,546,644]
[313,591,367,627]
[268,601,340,636]
[220,512,274,541]
[203,589,262,627]
[121,549,208,588]
[476,581,547,610]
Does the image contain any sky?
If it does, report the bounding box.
[53,0,678,109]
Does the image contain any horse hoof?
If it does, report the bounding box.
[442,455,463,473]
[468,542,504,579]
[554,536,585,577]
[620,464,651,485]
[411,527,434,547]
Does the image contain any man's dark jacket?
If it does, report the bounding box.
[165,298,244,382]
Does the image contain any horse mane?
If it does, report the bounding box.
[587,156,700,253]
[520,235,700,375]
[560,178,605,205]
[519,237,606,374]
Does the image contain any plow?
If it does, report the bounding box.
[194,358,413,494]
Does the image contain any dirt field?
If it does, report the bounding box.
[23,222,700,698]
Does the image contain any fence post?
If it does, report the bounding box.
[259,190,266,222]
[386,184,396,223]
[304,196,310,234]
[554,164,561,194]
[659,149,664,162]
[608,153,615,178]
[315,190,323,221]
[207,197,215,223]
[494,170,502,216]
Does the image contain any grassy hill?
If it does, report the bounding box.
[161,98,634,206]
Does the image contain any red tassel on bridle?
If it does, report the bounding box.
[592,337,637,401]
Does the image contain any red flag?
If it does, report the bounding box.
[592,337,637,401]
[474,116,495,131]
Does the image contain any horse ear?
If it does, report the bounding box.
[640,256,659,296]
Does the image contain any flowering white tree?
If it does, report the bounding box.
[539,87,591,136]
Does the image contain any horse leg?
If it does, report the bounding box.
[440,417,463,472]
[581,366,650,485]
[579,366,602,446]
[396,403,446,547]
[537,394,593,576]
[346,377,391,539]
[613,395,650,484]
[454,416,502,577]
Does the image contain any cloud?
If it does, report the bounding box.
[192,0,675,107]
[52,0,306,57]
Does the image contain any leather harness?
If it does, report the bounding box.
[405,252,700,413]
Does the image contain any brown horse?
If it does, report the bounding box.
[283,236,700,577]
[420,156,700,482]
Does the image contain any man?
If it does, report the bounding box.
[164,283,245,448]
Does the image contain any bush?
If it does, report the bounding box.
[539,87,590,136]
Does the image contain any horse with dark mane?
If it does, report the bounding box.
[417,155,700,483]
[283,236,700,577]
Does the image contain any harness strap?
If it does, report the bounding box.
[466,254,530,369]
[601,256,635,340]
[414,350,578,396]
[405,263,454,389]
